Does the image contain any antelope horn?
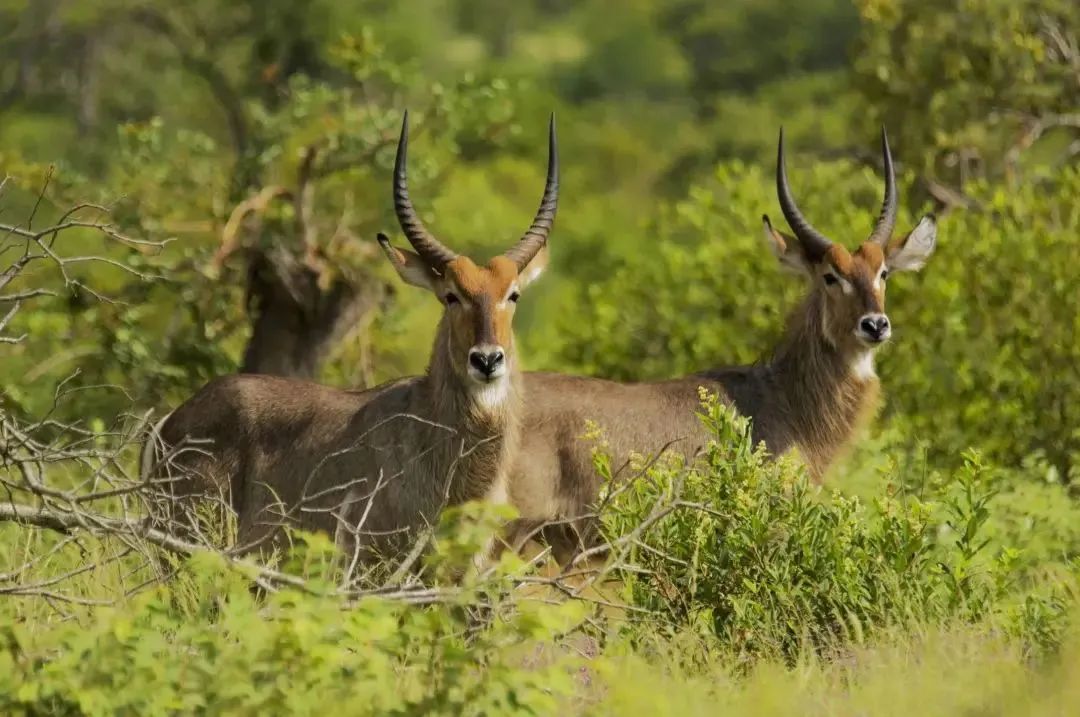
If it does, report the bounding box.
[776,127,832,261]
[393,111,457,269]
[504,114,559,270]
[869,126,898,245]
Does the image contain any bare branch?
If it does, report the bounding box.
[214,185,292,268]
[295,144,321,252]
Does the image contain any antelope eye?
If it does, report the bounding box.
[823,273,840,286]
[880,269,889,281]
[508,291,521,303]
[444,292,460,305]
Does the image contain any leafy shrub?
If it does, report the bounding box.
[598,394,1072,664]
[0,509,586,717]
[852,0,1078,182]
[885,170,1080,480]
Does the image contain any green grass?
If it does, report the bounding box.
[589,620,1080,716]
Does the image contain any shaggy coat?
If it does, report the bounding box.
[153,312,524,559]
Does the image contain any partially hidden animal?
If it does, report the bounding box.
[508,128,938,565]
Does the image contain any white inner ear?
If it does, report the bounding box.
[763,222,785,257]
[518,246,549,289]
[781,255,811,275]
[889,215,937,272]
[378,241,439,291]
[763,220,816,277]
[519,261,544,288]
[764,223,798,270]
[399,262,438,291]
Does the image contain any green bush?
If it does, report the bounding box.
[852,0,1078,182]
[598,394,1073,665]
[0,537,585,717]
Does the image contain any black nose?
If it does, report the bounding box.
[859,315,891,340]
[469,349,505,376]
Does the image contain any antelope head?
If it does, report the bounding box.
[763,128,937,355]
[377,112,557,398]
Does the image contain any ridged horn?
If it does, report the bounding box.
[504,114,559,270]
[869,126,898,245]
[393,111,457,269]
[776,127,832,260]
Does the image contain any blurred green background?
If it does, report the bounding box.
[2,2,1080,712]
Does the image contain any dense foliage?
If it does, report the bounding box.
[852,0,1079,182]
[0,531,586,716]
[600,396,1074,665]
[2,0,1078,712]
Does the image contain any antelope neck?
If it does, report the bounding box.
[762,290,881,475]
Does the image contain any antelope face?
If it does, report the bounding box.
[378,245,548,390]
[764,128,938,355]
[378,111,557,399]
[805,224,937,351]
[440,255,537,386]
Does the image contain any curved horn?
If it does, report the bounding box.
[776,127,832,260]
[869,126,898,245]
[504,114,559,270]
[393,111,457,269]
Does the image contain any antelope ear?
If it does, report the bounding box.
[517,244,549,289]
[377,233,438,290]
[763,215,813,275]
[887,214,937,272]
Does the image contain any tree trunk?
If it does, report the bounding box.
[239,247,391,380]
[75,34,100,136]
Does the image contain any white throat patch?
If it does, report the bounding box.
[471,377,511,411]
[851,351,876,381]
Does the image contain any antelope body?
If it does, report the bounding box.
[507,129,938,564]
[145,114,558,560]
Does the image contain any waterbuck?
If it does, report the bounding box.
[508,128,937,564]
[143,113,558,562]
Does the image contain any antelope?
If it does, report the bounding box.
[508,128,938,565]
[142,113,558,563]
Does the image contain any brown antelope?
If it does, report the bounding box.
[142,113,558,563]
[508,128,937,565]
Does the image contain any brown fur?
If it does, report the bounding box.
[445,257,520,348]
[147,252,542,562]
[507,219,936,566]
